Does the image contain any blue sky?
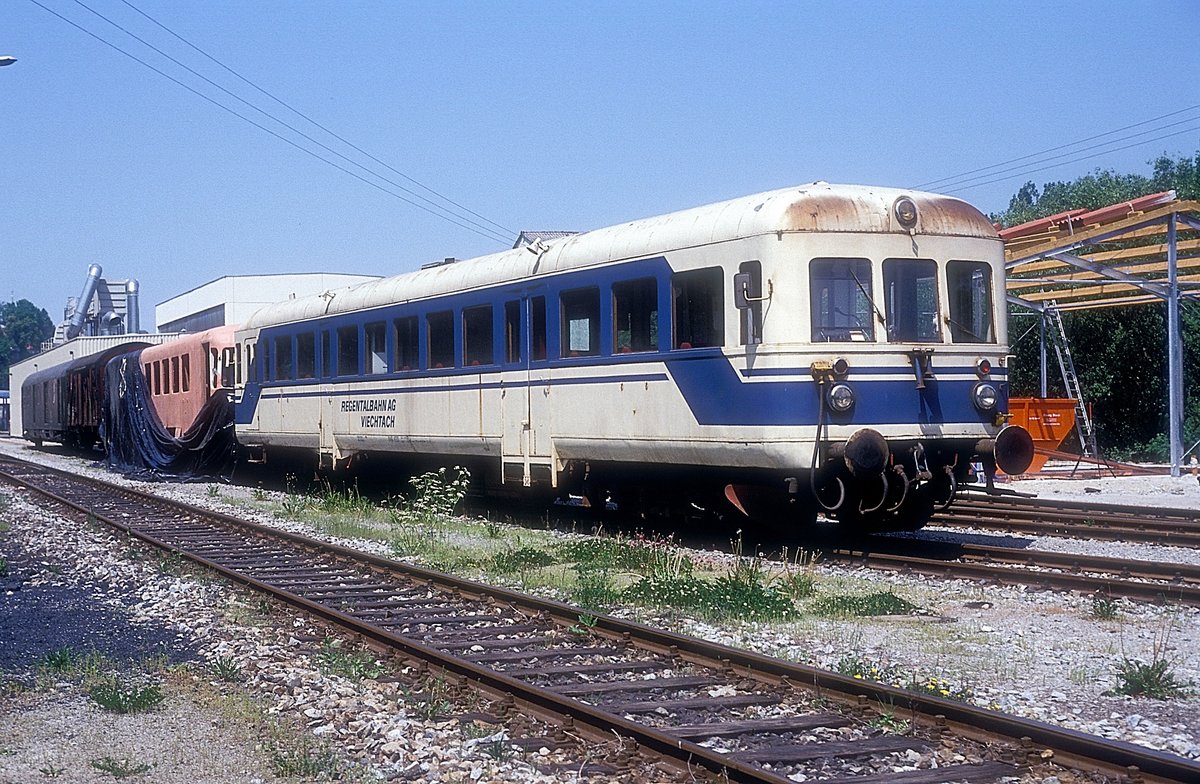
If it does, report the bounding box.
[3,1,1199,322]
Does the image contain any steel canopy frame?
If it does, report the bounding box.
[1004,197,1200,477]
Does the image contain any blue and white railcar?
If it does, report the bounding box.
[233,183,1032,531]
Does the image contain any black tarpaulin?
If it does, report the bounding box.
[101,350,236,479]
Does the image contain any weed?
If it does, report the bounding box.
[210,656,243,683]
[772,546,819,600]
[90,756,151,779]
[315,479,373,514]
[484,519,503,539]
[270,744,343,778]
[155,550,184,576]
[568,613,599,636]
[390,466,471,524]
[39,764,65,777]
[315,637,383,681]
[836,655,903,685]
[0,558,6,578]
[251,486,268,502]
[1111,658,1191,699]
[1109,622,1193,699]
[405,676,454,720]
[41,647,76,673]
[1091,595,1119,620]
[206,485,220,498]
[89,678,164,713]
[812,591,919,617]
[572,568,620,613]
[908,674,975,702]
[868,706,910,734]
[491,546,556,575]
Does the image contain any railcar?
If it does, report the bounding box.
[233,183,1033,531]
[21,342,150,448]
[138,326,240,435]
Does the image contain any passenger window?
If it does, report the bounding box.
[427,310,454,368]
[336,326,359,375]
[737,260,764,345]
[613,278,658,353]
[162,358,172,393]
[560,287,600,357]
[220,348,236,388]
[884,258,940,342]
[171,356,181,393]
[504,300,521,363]
[947,260,995,343]
[365,321,387,374]
[153,361,161,395]
[320,332,332,378]
[296,333,316,379]
[531,296,547,361]
[673,267,724,349]
[463,305,494,366]
[274,335,294,380]
[393,316,418,371]
[810,258,876,342]
[181,354,190,392]
[143,363,151,386]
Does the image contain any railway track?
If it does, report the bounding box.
[822,540,1200,606]
[935,490,1200,548]
[3,456,1199,783]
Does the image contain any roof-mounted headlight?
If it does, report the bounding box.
[972,382,998,411]
[828,383,855,412]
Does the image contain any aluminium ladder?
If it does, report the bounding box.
[1045,301,1098,458]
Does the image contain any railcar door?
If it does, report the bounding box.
[501,295,552,488]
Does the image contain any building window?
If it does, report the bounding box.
[504,300,521,364]
[297,333,316,379]
[946,260,995,343]
[337,326,359,375]
[427,310,454,368]
[810,257,875,342]
[884,258,940,343]
[365,321,386,374]
[560,287,600,357]
[613,278,658,353]
[672,267,724,349]
[463,305,494,366]
[274,335,294,380]
[393,316,418,371]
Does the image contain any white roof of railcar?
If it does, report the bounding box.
[243,183,997,330]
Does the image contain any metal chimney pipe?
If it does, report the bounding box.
[66,263,103,339]
[125,279,140,333]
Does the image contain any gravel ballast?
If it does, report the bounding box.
[1,437,1197,779]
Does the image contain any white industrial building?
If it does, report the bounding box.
[156,273,380,333]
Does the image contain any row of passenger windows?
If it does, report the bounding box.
[253,257,995,382]
[259,267,727,382]
[145,355,191,396]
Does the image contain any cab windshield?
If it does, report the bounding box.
[884,258,940,343]
[946,260,995,343]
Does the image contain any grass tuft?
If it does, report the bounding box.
[811,590,919,617]
[315,638,383,681]
[90,756,151,779]
[89,678,164,713]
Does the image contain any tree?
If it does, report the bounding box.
[0,299,55,390]
[998,150,1200,460]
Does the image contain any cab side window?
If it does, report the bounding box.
[672,267,723,349]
